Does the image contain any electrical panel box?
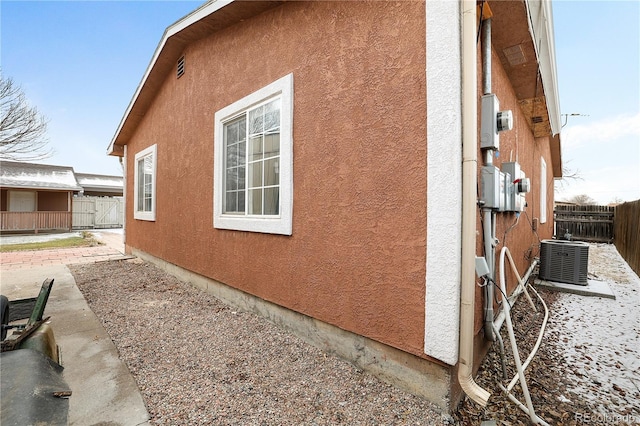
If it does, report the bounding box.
[481,94,500,150]
[501,162,530,212]
[475,256,490,278]
[481,166,506,210]
[481,94,514,151]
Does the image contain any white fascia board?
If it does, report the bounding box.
[108,0,236,155]
[526,0,562,135]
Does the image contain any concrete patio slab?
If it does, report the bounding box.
[0,263,150,426]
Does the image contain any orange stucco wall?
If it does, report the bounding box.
[125,2,428,357]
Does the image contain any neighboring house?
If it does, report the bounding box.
[75,173,123,197]
[108,0,562,412]
[0,161,124,232]
[0,161,82,233]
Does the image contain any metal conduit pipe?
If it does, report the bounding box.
[458,0,491,407]
[493,322,509,379]
[482,17,492,95]
[483,208,496,342]
[482,17,494,168]
[481,16,498,343]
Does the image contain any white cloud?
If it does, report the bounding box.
[557,111,640,204]
[562,111,640,150]
[555,164,640,205]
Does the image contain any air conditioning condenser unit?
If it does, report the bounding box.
[539,240,589,286]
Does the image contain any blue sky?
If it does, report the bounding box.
[1,0,201,176]
[553,0,640,204]
[1,1,639,204]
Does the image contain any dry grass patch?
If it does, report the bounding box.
[0,231,102,252]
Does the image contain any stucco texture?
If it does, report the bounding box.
[125,2,428,357]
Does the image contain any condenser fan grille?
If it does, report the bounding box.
[539,240,589,285]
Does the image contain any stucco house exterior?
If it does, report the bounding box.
[108,0,562,412]
[0,161,124,232]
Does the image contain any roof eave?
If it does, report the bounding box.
[0,184,83,192]
[81,186,123,193]
[490,0,563,174]
[550,133,562,178]
[525,0,562,136]
[108,0,235,157]
[525,0,563,177]
[107,0,285,157]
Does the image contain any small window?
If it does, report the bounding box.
[177,56,185,78]
[540,157,547,224]
[214,74,293,235]
[134,144,157,221]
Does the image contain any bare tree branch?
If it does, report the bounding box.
[0,73,53,161]
[568,194,597,205]
[554,160,582,191]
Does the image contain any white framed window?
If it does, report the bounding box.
[540,157,547,224]
[214,74,293,235]
[134,144,157,221]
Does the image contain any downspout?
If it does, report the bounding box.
[458,0,491,407]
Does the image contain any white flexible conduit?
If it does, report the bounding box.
[493,259,539,333]
[497,247,550,425]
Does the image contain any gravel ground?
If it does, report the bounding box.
[454,243,640,425]
[70,260,445,425]
[69,243,639,425]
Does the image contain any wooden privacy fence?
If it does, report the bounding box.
[0,211,72,233]
[554,204,615,243]
[72,197,124,229]
[614,200,640,278]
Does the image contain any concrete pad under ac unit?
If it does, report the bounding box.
[534,278,616,300]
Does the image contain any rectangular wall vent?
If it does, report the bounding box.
[177,56,185,78]
[503,44,526,66]
[539,240,589,285]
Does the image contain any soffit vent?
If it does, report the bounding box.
[177,56,185,78]
[503,44,526,66]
